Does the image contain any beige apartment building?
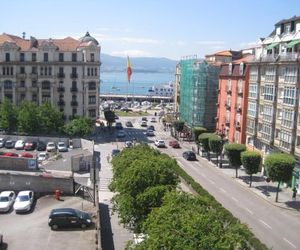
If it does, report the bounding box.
[246,16,300,167]
[0,32,100,121]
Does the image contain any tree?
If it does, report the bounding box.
[198,133,213,160]
[0,98,18,132]
[193,127,207,153]
[224,143,246,178]
[264,153,295,202]
[17,101,39,134]
[241,151,262,187]
[172,120,184,138]
[38,102,64,134]
[209,134,223,167]
[104,110,116,128]
[64,117,93,137]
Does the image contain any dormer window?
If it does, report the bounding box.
[239,62,244,75]
[285,23,291,34]
[228,63,232,75]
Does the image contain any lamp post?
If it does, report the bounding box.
[218,124,226,169]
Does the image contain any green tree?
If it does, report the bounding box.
[241,151,262,187]
[17,101,39,134]
[209,134,223,167]
[64,117,93,137]
[224,143,246,178]
[0,98,18,132]
[264,153,295,202]
[38,102,64,133]
[198,133,213,160]
[104,110,116,128]
[193,127,207,153]
[172,120,184,138]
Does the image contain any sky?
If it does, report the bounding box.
[1,0,300,60]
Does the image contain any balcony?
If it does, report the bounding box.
[261,54,278,62]
[57,100,65,106]
[279,52,299,62]
[225,103,231,110]
[238,89,243,96]
[29,87,38,92]
[29,73,38,79]
[17,73,27,79]
[226,88,232,94]
[57,86,65,92]
[16,86,26,92]
[71,100,78,106]
[57,72,65,78]
[70,87,78,92]
[70,73,78,79]
[235,122,241,130]
[225,120,230,126]
[236,107,242,113]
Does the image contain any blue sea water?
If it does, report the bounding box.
[100,71,175,95]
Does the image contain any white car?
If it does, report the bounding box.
[0,191,16,212]
[140,121,147,127]
[151,117,156,123]
[15,140,25,150]
[38,152,48,162]
[154,139,166,148]
[13,190,34,213]
[46,142,56,152]
[125,141,133,148]
[57,142,68,152]
[0,138,5,148]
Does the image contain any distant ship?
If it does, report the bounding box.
[148,82,174,97]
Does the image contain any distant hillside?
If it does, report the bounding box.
[100,54,178,73]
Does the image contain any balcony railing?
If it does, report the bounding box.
[70,73,78,78]
[279,52,300,62]
[57,72,65,78]
[261,54,278,62]
[225,103,231,110]
[29,73,38,78]
[17,73,27,78]
[57,86,65,92]
[71,100,78,106]
[57,100,65,106]
[70,87,78,92]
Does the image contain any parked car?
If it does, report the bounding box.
[0,138,5,148]
[140,121,147,127]
[147,125,155,131]
[4,140,15,149]
[117,130,126,138]
[57,142,68,152]
[111,149,120,157]
[13,190,34,213]
[48,208,92,230]
[169,140,180,148]
[24,141,37,151]
[46,142,56,152]
[151,117,156,123]
[120,107,133,112]
[38,152,48,162]
[125,121,133,127]
[15,140,25,150]
[125,141,133,148]
[0,152,19,158]
[37,141,47,151]
[0,191,16,212]
[182,151,196,161]
[20,152,34,158]
[146,130,155,136]
[141,117,147,121]
[154,140,166,148]
[115,122,123,129]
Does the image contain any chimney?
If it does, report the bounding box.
[22,32,26,39]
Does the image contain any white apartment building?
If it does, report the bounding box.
[0,32,101,121]
[246,16,300,165]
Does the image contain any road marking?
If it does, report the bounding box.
[244,208,254,215]
[219,188,226,193]
[259,219,272,229]
[231,197,238,203]
[283,238,297,249]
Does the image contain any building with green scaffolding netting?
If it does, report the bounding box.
[179,57,220,132]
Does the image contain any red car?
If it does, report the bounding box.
[20,152,34,158]
[0,152,19,157]
[169,140,180,148]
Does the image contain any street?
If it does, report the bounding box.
[96,114,300,250]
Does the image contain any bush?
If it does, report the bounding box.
[224,143,246,178]
[193,127,207,143]
[241,151,262,187]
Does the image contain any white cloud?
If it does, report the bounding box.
[92,34,162,45]
[195,40,226,46]
[111,50,152,57]
[175,40,187,46]
[239,41,258,48]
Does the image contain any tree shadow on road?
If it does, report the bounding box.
[285,200,300,210]
[100,203,115,250]
[255,185,280,197]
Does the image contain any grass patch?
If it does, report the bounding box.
[115,111,149,117]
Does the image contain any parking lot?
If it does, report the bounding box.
[0,196,96,250]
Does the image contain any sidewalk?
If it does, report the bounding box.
[179,140,300,212]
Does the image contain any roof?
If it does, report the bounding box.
[0,32,99,51]
[206,50,241,58]
[219,56,251,77]
[275,15,300,26]
[232,54,254,64]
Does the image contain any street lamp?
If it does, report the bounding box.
[218,124,226,169]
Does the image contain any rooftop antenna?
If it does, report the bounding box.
[22,32,26,39]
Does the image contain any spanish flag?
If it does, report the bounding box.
[127,56,132,83]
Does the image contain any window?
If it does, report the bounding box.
[20,80,25,87]
[72,53,77,62]
[248,102,257,117]
[20,53,25,62]
[49,67,52,76]
[228,63,232,75]
[89,82,96,90]
[95,68,97,76]
[72,109,77,116]
[32,66,37,74]
[10,67,13,75]
[262,105,273,122]
[40,67,44,76]
[91,68,94,76]
[284,66,297,83]
[72,81,77,88]
[261,124,272,141]
[20,94,25,101]
[42,94,51,103]
[263,84,275,101]
[90,53,95,62]
[226,79,232,92]
[59,67,64,74]
[237,79,243,93]
[239,62,244,75]
[4,80,12,89]
[283,86,296,105]
[89,109,96,117]
[265,66,276,82]
[32,81,37,87]
[72,67,77,74]
[5,53,10,62]
[43,53,48,62]
[45,67,48,76]
[249,66,258,82]
[20,67,25,74]
[297,136,300,147]
[284,24,291,34]
[59,53,64,62]
[89,95,96,104]
[87,68,90,76]
[279,130,292,150]
[72,95,77,101]
[32,53,36,62]
[281,109,294,128]
[2,67,5,75]
[32,94,37,102]
[249,84,257,98]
